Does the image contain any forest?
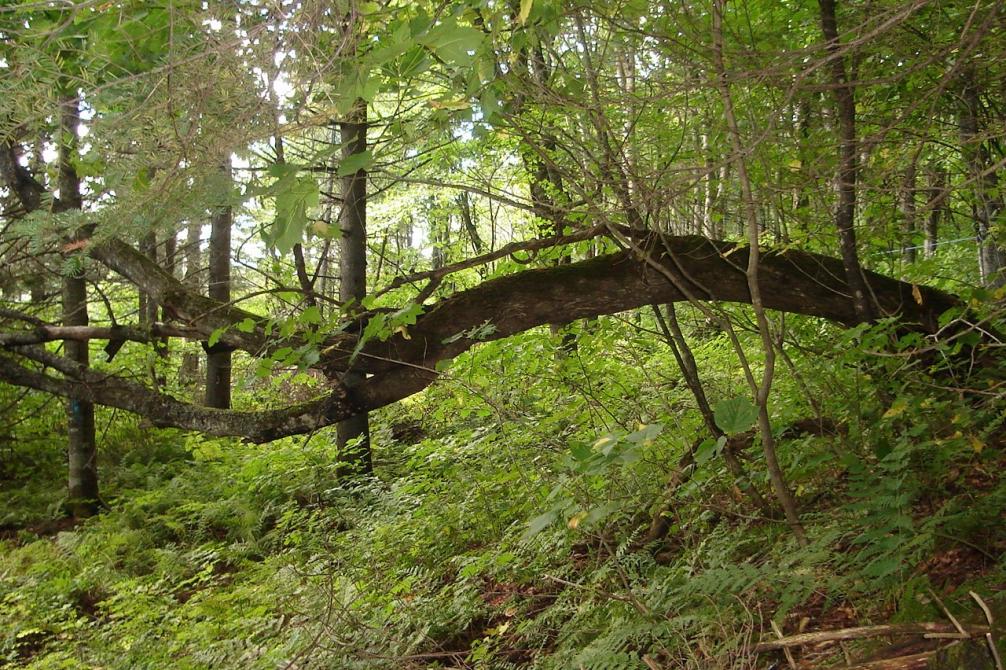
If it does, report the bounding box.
[1,0,1005,667]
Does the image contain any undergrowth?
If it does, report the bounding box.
[2,314,1005,669]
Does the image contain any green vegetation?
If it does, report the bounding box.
[2,0,1006,668]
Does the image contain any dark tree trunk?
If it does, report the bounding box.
[652,305,773,519]
[206,161,232,409]
[924,165,944,259]
[55,92,99,518]
[337,101,371,475]
[457,192,483,255]
[818,0,874,320]
[3,232,965,443]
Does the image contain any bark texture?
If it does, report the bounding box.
[336,101,371,474]
[818,0,873,321]
[205,161,233,409]
[54,92,99,518]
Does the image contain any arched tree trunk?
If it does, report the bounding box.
[336,100,372,475]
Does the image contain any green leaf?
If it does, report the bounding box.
[625,423,663,444]
[337,150,373,177]
[420,17,482,66]
[235,318,257,333]
[713,397,759,435]
[694,435,728,466]
[208,327,226,348]
[266,165,320,254]
[521,510,557,541]
[299,306,322,325]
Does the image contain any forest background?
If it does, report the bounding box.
[1,0,1005,668]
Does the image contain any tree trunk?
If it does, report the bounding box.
[924,165,944,259]
[653,305,773,518]
[337,100,372,475]
[55,92,99,518]
[159,231,177,360]
[818,0,874,321]
[206,161,232,409]
[901,159,918,264]
[457,192,483,255]
[139,233,159,325]
[958,66,1006,287]
[179,218,202,385]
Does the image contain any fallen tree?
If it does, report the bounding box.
[0,230,964,442]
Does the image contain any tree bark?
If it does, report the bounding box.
[924,165,944,259]
[819,0,874,321]
[206,160,232,409]
[337,100,372,475]
[457,192,483,255]
[180,218,203,385]
[54,91,99,518]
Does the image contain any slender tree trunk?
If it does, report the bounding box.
[924,165,944,259]
[337,100,372,475]
[159,231,176,359]
[958,66,1006,287]
[901,158,918,264]
[55,92,99,518]
[714,0,807,545]
[206,161,232,409]
[457,192,483,255]
[179,218,202,385]
[139,233,159,325]
[653,305,773,517]
[819,0,873,321]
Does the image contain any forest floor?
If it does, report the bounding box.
[2,328,1005,669]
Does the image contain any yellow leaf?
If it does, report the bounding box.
[395,325,411,340]
[883,399,907,419]
[518,0,533,24]
[593,436,616,451]
[969,435,985,453]
[504,606,517,617]
[912,284,923,305]
[567,511,588,529]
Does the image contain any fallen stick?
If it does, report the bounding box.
[754,623,990,652]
